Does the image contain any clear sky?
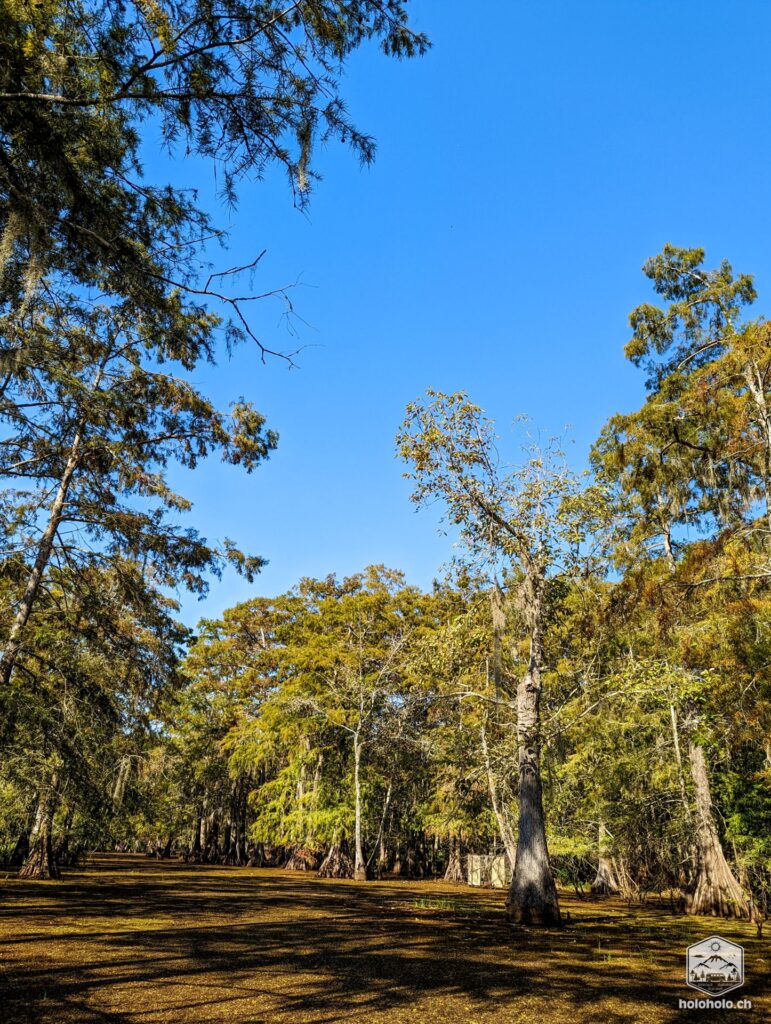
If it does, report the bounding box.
[148,0,771,625]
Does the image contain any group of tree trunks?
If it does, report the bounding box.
[11,746,753,918]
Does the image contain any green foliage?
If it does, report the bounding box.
[625,244,756,386]
[0,241,768,917]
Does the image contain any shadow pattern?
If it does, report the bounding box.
[0,855,765,1024]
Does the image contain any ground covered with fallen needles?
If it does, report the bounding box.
[0,855,767,1024]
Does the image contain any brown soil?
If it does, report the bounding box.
[0,854,766,1023]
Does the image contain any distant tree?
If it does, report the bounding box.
[179,569,431,879]
[178,598,281,864]
[417,580,518,874]
[264,568,424,880]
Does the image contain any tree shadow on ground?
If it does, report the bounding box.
[0,856,765,1024]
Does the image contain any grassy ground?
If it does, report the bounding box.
[0,855,767,1024]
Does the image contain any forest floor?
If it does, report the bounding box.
[0,855,767,1024]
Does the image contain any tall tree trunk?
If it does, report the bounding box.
[443,836,465,883]
[310,753,323,837]
[295,743,307,844]
[490,579,507,697]
[9,827,30,867]
[53,805,75,865]
[615,855,639,901]
[353,733,366,880]
[377,835,388,878]
[590,822,620,895]
[480,724,517,871]
[191,807,203,861]
[669,705,691,819]
[365,781,392,875]
[0,356,109,711]
[232,780,248,865]
[205,812,219,862]
[506,593,561,926]
[0,424,84,692]
[686,743,749,918]
[19,775,60,880]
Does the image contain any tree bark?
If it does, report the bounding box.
[365,781,392,876]
[669,704,691,820]
[376,835,388,878]
[506,590,562,926]
[246,842,265,867]
[19,775,60,879]
[615,855,639,901]
[190,806,203,862]
[353,733,366,880]
[443,836,465,883]
[318,838,354,878]
[204,812,219,862]
[53,806,75,865]
[591,822,620,895]
[9,827,30,867]
[295,746,307,845]
[0,356,110,710]
[284,846,320,871]
[686,743,749,918]
[0,424,84,692]
[234,781,248,865]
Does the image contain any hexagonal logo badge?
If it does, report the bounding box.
[686,935,744,996]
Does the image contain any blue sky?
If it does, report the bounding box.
[149,0,771,625]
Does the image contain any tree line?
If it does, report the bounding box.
[0,4,768,932]
[2,236,770,933]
